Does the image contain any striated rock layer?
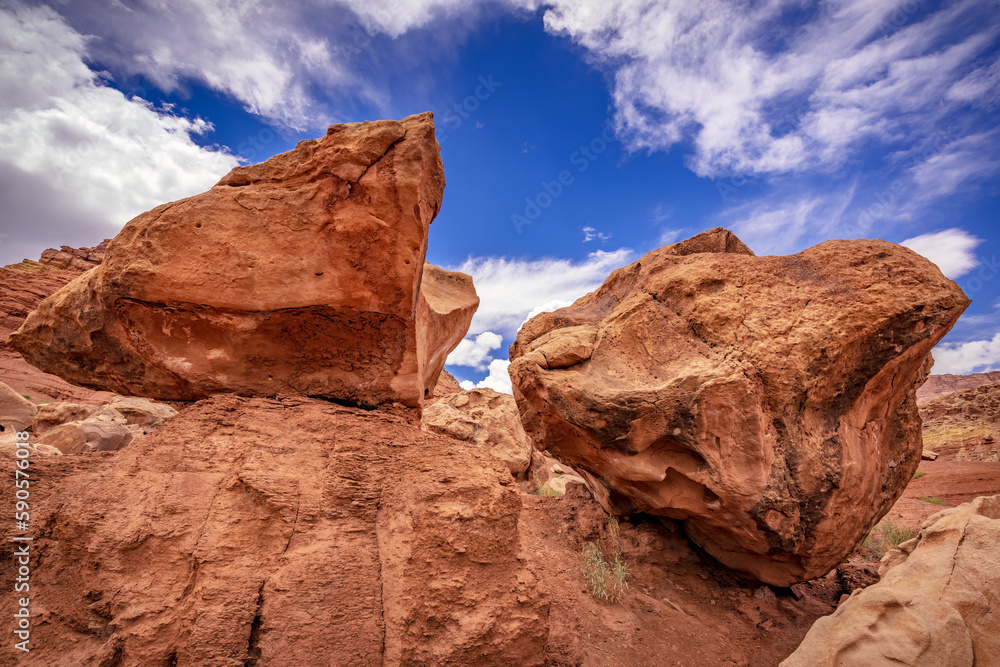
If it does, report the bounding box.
[9,113,476,407]
[783,495,1000,666]
[510,228,969,585]
[917,370,1000,403]
[0,243,117,405]
[0,395,548,666]
[0,241,108,340]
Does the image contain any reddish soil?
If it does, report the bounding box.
[519,486,874,667]
[883,459,1000,531]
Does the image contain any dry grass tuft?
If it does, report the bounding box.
[861,521,918,561]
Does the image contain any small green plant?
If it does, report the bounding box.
[917,496,947,506]
[530,486,561,496]
[21,394,30,400]
[861,521,918,561]
[912,470,926,480]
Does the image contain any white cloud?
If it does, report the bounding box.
[901,228,983,279]
[449,248,633,339]
[716,187,857,255]
[932,333,1000,375]
[50,0,524,130]
[446,331,503,370]
[0,4,238,265]
[905,131,1000,207]
[538,0,1000,179]
[582,225,611,242]
[54,0,359,130]
[459,358,513,394]
[521,299,574,328]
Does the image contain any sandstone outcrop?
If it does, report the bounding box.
[35,418,133,455]
[919,381,1000,461]
[109,395,179,430]
[0,380,35,432]
[510,228,969,585]
[9,113,477,407]
[0,395,548,665]
[32,402,98,435]
[422,387,533,476]
[917,370,1000,403]
[0,243,118,405]
[783,495,1000,666]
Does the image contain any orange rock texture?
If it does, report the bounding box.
[0,395,548,665]
[9,113,476,407]
[510,228,969,585]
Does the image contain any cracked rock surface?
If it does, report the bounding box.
[9,112,476,407]
[509,228,969,585]
[0,395,548,666]
[783,494,1000,666]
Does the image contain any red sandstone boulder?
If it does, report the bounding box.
[0,395,548,665]
[9,113,476,407]
[509,228,969,585]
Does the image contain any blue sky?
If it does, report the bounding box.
[1,0,998,391]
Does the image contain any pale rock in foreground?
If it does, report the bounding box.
[782,495,1000,666]
[10,112,477,407]
[510,228,969,585]
[0,381,36,432]
[110,396,178,430]
[33,402,98,435]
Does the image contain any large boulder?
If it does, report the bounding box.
[9,113,477,407]
[0,395,548,665]
[509,228,969,585]
[782,495,1000,666]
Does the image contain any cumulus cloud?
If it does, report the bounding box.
[538,0,1000,180]
[52,0,518,130]
[449,248,633,339]
[459,358,513,394]
[901,228,983,279]
[932,333,1000,375]
[446,331,503,370]
[0,4,238,266]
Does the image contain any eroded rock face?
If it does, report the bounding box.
[0,380,35,432]
[0,395,548,665]
[9,113,477,407]
[510,228,969,585]
[782,495,1000,666]
[422,388,533,476]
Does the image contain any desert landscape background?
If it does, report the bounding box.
[1,114,998,665]
[2,1,999,665]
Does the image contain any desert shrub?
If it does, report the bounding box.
[861,521,918,561]
[581,542,629,603]
[912,470,926,480]
[917,496,947,506]
[530,486,561,496]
